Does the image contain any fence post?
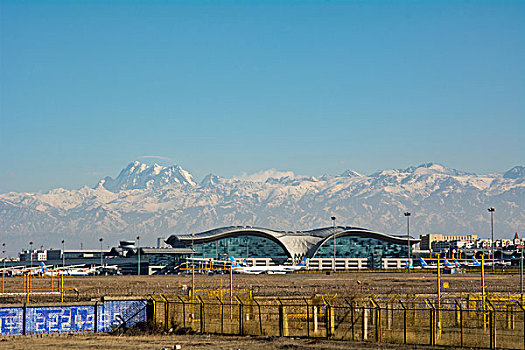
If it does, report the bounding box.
[236,296,244,336]
[303,297,310,338]
[215,296,224,334]
[376,305,381,342]
[198,296,205,333]
[277,298,288,337]
[160,295,169,330]
[326,302,334,339]
[455,300,463,348]
[22,302,27,336]
[370,299,380,342]
[253,297,263,336]
[487,300,496,349]
[362,306,368,340]
[426,300,435,346]
[345,298,355,341]
[176,296,186,329]
[517,301,525,350]
[313,305,318,334]
[387,302,392,330]
[94,301,98,333]
[399,300,407,344]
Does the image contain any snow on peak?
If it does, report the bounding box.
[99,161,196,192]
[340,170,363,178]
[232,169,296,182]
[200,174,222,187]
[403,163,468,176]
[503,166,525,179]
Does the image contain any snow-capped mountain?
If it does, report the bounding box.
[0,161,523,248]
[97,161,197,191]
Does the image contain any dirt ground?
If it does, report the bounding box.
[0,334,476,350]
[0,269,522,303]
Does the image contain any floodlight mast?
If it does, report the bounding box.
[404,212,411,270]
[331,216,336,271]
[137,236,141,276]
[61,240,65,268]
[488,208,495,272]
[29,241,33,268]
[99,238,104,267]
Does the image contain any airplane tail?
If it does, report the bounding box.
[297,257,307,267]
[454,260,461,267]
[444,260,454,268]
[229,256,239,268]
[420,257,429,267]
[39,261,47,272]
[472,258,481,266]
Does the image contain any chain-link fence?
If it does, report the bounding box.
[151,294,525,349]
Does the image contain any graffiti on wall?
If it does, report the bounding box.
[0,307,24,335]
[26,305,95,334]
[0,299,147,335]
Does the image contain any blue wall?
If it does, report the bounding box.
[0,299,147,335]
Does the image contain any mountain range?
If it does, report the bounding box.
[0,161,523,249]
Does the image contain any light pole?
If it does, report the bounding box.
[404,212,411,269]
[61,240,65,268]
[136,236,141,276]
[516,246,524,295]
[488,207,495,272]
[2,243,6,271]
[99,238,104,267]
[29,241,33,268]
[331,216,336,271]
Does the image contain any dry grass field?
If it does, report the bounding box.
[0,334,474,350]
[0,269,521,303]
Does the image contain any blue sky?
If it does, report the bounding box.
[1,0,524,193]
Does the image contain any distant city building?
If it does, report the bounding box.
[420,233,478,251]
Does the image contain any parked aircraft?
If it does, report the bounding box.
[419,258,438,269]
[0,265,26,276]
[443,260,456,268]
[229,256,308,274]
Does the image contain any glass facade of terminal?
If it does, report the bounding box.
[191,235,288,259]
[313,236,409,267]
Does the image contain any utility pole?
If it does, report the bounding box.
[404,212,411,270]
[61,240,65,268]
[2,243,6,271]
[488,208,495,272]
[99,238,104,267]
[136,236,141,276]
[29,241,33,268]
[331,216,336,271]
[520,246,525,295]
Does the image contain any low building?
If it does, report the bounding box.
[420,233,478,251]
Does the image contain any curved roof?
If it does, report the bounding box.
[166,226,419,258]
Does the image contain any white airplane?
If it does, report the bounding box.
[443,259,456,269]
[0,265,26,276]
[459,258,482,267]
[39,262,99,276]
[229,256,308,274]
[419,257,438,269]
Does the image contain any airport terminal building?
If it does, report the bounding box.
[166,226,419,270]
